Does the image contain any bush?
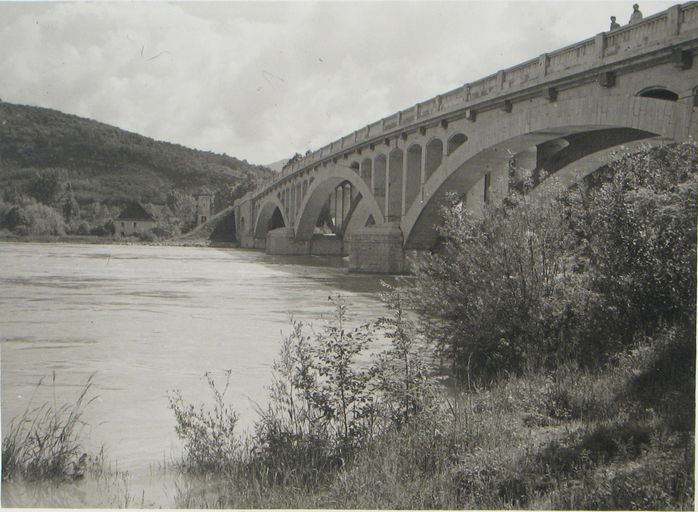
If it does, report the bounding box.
[575,141,697,344]
[407,142,696,381]
[167,371,242,473]
[138,229,157,242]
[408,187,581,381]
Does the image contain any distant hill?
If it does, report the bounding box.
[0,101,273,207]
[264,159,287,173]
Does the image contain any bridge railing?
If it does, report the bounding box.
[683,2,698,28]
[255,3,696,199]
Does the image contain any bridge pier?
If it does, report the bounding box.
[310,234,345,256]
[346,224,405,274]
[266,227,310,255]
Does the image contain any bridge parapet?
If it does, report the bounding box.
[244,2,697,201]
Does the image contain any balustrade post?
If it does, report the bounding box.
[539,53,549,77]
[667,5,681,35]
[497,70,505,90]
[595,32,606,60]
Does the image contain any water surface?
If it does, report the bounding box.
[0,242,388,507]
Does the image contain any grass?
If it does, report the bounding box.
[169,322,694,509]
[2,372,99,482]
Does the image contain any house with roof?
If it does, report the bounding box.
[115,201,156,237]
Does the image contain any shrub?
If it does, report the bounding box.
[372,288,440,429]
[407,142,696,380]
[167,371,242,473]
[138,229,157,242]
[251,294,441,488]
[576,141,697,345]
[408,188,581,381]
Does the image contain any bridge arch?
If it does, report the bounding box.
[295,166,386,241]
[253,196,288,239]
[402,95,694,249]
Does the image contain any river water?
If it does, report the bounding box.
[0,241,390,507]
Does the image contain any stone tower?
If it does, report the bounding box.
[195,187,213,226]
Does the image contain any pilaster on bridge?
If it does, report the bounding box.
[234,2,698,273]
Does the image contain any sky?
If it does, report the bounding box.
[0,0,676,166]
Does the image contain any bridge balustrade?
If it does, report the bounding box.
[247,2,697,205]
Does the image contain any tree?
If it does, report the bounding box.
[372,288,439,428]
[61,182,80,223]
[214,174,256,212]
[408,187,580,381]
[165,190,196,233]
[575,141,697,343]
[406,142,697,381]
[25,169,66,206]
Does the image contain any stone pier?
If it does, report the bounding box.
[266,227,310,255]
[346,225,405,274]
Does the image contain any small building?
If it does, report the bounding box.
[195,187,213,226]
[116,202,156,237]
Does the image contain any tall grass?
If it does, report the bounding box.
[2,372,98,481]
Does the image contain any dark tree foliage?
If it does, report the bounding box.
[25,169,66,206]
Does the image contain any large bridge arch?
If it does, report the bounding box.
[253,196,288,239]
[402,95,695,249]
[295,166,386,241]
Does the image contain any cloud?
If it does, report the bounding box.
[0,1,674,164]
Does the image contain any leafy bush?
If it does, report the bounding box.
[575,141,697,345]
[167,371,242,473]
[408,187,581,380]
[407,142,696,381]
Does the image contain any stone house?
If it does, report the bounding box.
[115,202,156,237]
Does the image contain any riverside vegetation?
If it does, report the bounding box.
[2,142,695,509]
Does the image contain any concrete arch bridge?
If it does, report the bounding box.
[234,3,698,273]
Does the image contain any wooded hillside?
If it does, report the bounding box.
[0,101,272,206]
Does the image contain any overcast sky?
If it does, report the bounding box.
[0,0,674,165]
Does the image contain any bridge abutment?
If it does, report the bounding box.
[346,224,405,274]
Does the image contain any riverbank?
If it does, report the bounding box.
[3,321,692,509]
[0,232,238,248]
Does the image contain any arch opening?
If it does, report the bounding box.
[373,155,387,215]
[405,144,422,213]
[638,87,679,102]
[269,207,285,230]
[294,166,385,241]
[425,138,443,181]
[360,158,372,187]
[447,133,467,155]
[388,148,404,221]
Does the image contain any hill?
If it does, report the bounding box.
[264,159,287,173]
[0,101,273,207]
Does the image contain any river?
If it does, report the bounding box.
[0,241,390,507]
